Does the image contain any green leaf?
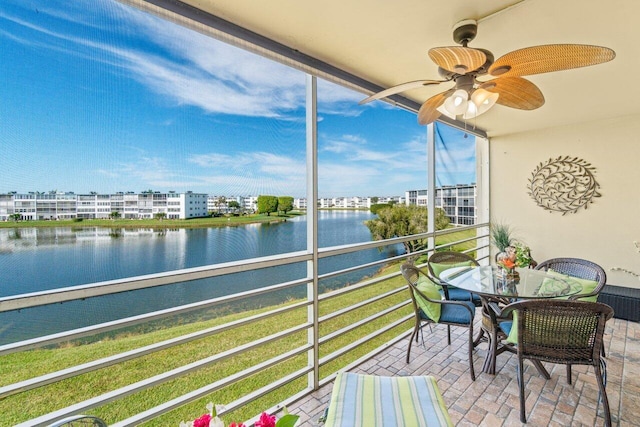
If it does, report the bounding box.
[275,414,300,427]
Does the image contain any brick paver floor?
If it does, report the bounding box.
[288,311,640,426]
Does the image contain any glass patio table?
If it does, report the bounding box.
[440,265,583,374]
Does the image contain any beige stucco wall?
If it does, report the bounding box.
[489,114,640,288]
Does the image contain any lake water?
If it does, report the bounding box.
[0,211,401,344]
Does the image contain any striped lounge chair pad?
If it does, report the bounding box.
[324,372,453,427]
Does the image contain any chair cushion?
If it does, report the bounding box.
[415,276,442,322]
[499,318,517,344]
[430,260,476,278]
[541,269,599,302]
[324,372,453,427]
[443,287,482,303]
[439,300,475,324]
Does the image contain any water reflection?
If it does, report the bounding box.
[0,211,403,344]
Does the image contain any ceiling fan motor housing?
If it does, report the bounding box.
[453,19,478,46]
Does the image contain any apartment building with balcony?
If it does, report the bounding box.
[317,196,404,209]
[0,191,209,220]
[405,184,477,226]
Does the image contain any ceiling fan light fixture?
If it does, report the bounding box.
[462,101,479,119]
[470,88,491,105]
[436,104,456,120]
[443,89,469,116]
[464,89,499,119]
[475,91,499,116]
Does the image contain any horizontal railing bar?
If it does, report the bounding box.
[434,236,488,251]
[317,234,409,257]
[318,288,406,325]
[0,300,309,398]
[319,300,409,344]
[318,270,400,304]
[111,350,313,427]
[0,277,310,355]
[318,250,410,281]
[0,251,312,312]
[436,234,486,249]
[319,315,412,366]
[317,329,413,390]
[18,325,313,427]
[317,224,486,260]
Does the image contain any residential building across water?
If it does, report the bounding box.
[0,183,476,224]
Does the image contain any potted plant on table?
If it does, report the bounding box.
[491,222,536,269]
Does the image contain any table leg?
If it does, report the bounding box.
[481,322,499,374]
[473,327,486,347]
[480,299,514,375]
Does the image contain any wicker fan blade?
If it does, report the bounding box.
[428,47,486,74]
[418,90,452,125]
[489,44,615,77]
[359,80,444,105]
[481,77,544,110]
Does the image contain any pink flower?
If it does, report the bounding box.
[255,412,276,427]
[193,413,212,427]
[229,423,246,427]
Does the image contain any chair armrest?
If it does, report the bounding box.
[568,291,598,300]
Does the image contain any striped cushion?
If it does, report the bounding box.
[324,372,453,427]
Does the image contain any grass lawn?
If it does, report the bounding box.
[0,263,412,426]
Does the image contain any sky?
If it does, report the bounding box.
[0,0,476,198]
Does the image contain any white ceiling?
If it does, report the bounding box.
[177,0,638,137]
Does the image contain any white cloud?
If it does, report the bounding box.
[321,134,408,168]
[1,1,307,118]
[187,151,306,195]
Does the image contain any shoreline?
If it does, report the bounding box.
[0,208,372,229]
[0,212,304,229]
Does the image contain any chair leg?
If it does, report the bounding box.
[566,364,572,384]
[406,322,420,363]
[532,360,551,379]
[447,325,451,345]
[594,360,612,427]
[468,324,476,381]
[518,357,527,423]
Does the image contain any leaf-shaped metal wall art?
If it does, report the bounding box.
[527,155,601,215]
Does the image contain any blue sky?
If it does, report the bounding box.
[0,0,476,198]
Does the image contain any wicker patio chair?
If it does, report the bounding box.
[401,263,476,380]
[46,415,108,427]
[427,251,481,305]
[534,257,607,302]
[501,299,614,426]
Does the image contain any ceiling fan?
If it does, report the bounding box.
[359,19,615,125]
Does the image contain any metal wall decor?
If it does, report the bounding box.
[527,155,601,215]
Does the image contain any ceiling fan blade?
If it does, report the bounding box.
[418,90,453,125]
[481,77,544,110]
[489,44,615,77]
[428,47,486,74]
[359,80,444,105]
